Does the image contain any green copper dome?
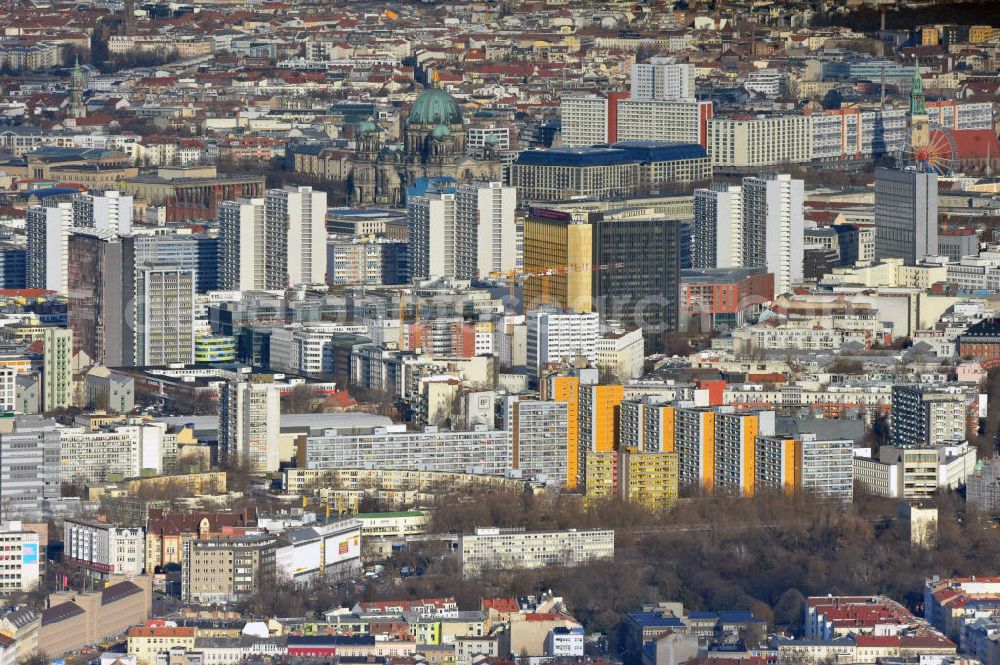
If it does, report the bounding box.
[356,117,380,136]
[408,88,462,125]
[430,123,451,139]
[484,133,500,145]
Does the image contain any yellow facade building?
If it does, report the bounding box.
[124,471,225,497]
[523,212,593,312]
[578,384,624,484]
[969,25,996,43]
[127,627,196,665]
[619,448,679,511]
[584,450,617,502]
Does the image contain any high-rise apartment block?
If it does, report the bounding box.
[741,173,804,296]
[42,327,73,411]
[891,384,967,447]
[0,417,60,520]
[526,310,599,373]
[409,179,515,280]
[511,399,569,487]
[219,186,327,290]
[615,99,712,146]
[58,424,143,483]
[674,406,716,491]
[614,402,857,501]
[714,410,775,496]
[560,95,614,147]
[135,265,195,366]
[219,198,273,290]
[693,184,743,269]
[72,191,133,235]
[303,424,512,476]
[266,185,327,286]
[578,384,624,485]
[26,202,73,294]
[707,115,813,166]
[755,434,854,503]
[875,168,938,265]
[408,179,458,280]
[543,371,596,490]
[693,174,803,296]
[459,181,517,278]
[620,397,676,453]
[631,58,696,101]
[67,230,136,367]
[219,375,281,473]
[561,62,705,148]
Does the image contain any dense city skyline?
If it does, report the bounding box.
[0,3,999,665]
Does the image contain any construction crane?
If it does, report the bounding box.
[488,262,624,311]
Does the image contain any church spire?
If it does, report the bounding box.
[70,56,86,119]
[909,58,926,116]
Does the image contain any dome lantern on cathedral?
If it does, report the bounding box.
[356,116,381,136]
[407,88,463,126]
[430,123,452,140]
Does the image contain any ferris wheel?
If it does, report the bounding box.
[899,121,958,175]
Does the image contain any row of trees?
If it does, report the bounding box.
[345,486,1000,654]
[814,0,999,32]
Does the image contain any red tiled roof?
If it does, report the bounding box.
[0,289,55,298]
[128,627,196,638]
[899,634,955,648]
[482,598,519,613]
[856,635,900,647]
[524,612,567,621]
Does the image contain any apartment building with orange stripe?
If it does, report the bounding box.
[578,384,624,484]
[542,368,600,489]
[714,410,775,496]
[674,406,716,491]
[620,396,676,453]
[755,434,854,503]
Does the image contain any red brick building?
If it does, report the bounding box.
[680,267,774,332]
